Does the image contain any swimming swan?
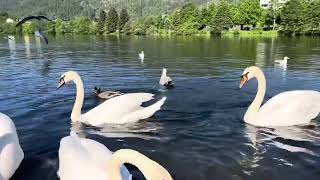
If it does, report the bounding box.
[58,133,172,180]
[0,113,24,179]
[240,66,320,127]
[159,68,174,89]
[58,71,166,125]
[275,56,289,66]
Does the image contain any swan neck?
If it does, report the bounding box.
[245,69,266,121]
[107,149,172,180]
[71,75,84,122]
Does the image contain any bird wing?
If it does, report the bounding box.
[274,60,282,63]
[16,16,41,27]
[37,15,52,21]
[82,93,155,125]
[258,90,320,126]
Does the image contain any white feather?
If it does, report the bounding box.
[0,113,24,179]
[81,93,166,125]
[255,90,320,127]
[58,134,132,180]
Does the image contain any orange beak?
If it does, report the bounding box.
[239,73,249,88]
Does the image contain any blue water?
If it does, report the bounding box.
[1,35,320,180]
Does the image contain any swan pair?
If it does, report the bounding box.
[0,114,172,180]
[56,71,172,179]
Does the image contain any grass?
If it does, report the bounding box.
[223,30,278,37]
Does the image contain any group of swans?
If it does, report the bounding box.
[2,65,320,179]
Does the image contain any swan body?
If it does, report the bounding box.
[159,68,174,89]
[58,133,172,180]
[58,133,132,180]
[58,71,166,125]
[275,56,289,66]
[0,113,24,180]
[139,51,144,60]
[93,86,123,100]
[240,66,320,127]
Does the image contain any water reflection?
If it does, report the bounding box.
[70,120,165,141]
[35,36,43,57]
[24,35,31,58]
[245,124,320,155]
[8,35,16,58]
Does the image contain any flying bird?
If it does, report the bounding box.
[16,15,52,27]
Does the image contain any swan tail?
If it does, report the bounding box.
[140,97,166,118]
[120,97,166,123]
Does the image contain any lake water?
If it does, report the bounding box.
[1,35,320,180]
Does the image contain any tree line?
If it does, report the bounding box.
[0,0,319,36]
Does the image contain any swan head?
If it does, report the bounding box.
[284,56,290,61]
[239,66,261,88]
[57,71,79,89]
[162,68,167,75]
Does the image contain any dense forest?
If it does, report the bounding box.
[0,0,319,36]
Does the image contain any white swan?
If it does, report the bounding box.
[58,133,172,180]
[139,51,144,60]
[240,66,320,127]
[0,113,24,180]
[58,71,166,125]
[275,56,289,66]
[159,68,174,89]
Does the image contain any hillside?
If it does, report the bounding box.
[0,0,222,20]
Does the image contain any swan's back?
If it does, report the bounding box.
[0,113,24,179]
[58,134,131,180]
[257,90,320,126]
[82,93,155,125]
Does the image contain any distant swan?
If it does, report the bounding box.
[58,133,172,180]
[240,66,320,127]
[159,68,174,89]
[0,113,24,179]
[93,86,123,100]
[58,71,166,125]
[139,51,144,60]
[275,56,289,66]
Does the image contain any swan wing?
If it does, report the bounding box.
[58,134,131,180]
[82,93,155,125]
[258,90,320,126]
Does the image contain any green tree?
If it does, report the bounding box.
[199,3,216,27]
[119,8,129,31]
[236,0,262,27]
[306,0,320,31]
[280,0,304,33]
[211,0,233,34]
[97,10,106,34]
[106,7,118,33]
[70,16,91,34]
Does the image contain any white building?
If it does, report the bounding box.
[260,0,289,9]
[6,18,14,23]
